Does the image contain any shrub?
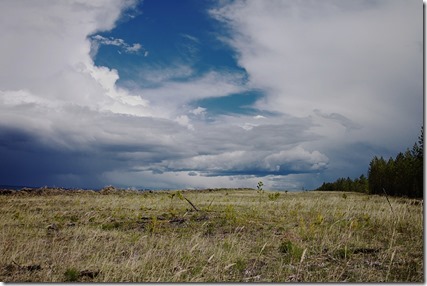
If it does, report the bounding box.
[256,181,264,193]
[64,268,79,282]
[268,192,280,201]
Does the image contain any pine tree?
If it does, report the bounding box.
[367,126,423,198]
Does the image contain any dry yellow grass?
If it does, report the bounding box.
[0,189,423,282]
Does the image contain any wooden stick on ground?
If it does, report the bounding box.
[183,196,199,212]
[382,188,394,214]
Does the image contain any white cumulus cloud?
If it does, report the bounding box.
[90,34,144,56]
[210,0,423,183]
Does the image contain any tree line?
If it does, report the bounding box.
[316,127,423,198]
[316,175,368,193]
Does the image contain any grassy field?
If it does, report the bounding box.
[0,188,423,282]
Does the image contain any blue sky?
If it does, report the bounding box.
[0,0,423,190]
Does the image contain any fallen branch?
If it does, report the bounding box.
[207,197,215,209]
[183,196,199,212]
[382,188,394,214]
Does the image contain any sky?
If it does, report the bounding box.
[0,0,423,190]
